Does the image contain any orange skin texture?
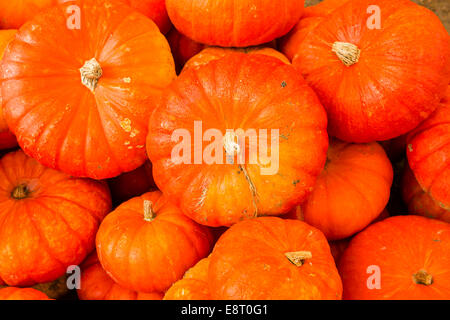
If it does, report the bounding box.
[0,0,56,29]
[147,53,328,227]
[208,217,342,300]
[402,164,450,223]
[166,28,205,73]
[407,86,450,210]
[119,0,171,34]
[164,258,211,300]
[78,252,162,300]
[1,0,176,179]
[96,191,213,293]
[0,30,18,150]
[0,150,111,286]
[166,0,304,47]
[292,0,450,143]
[0,287,51,300]
[339,216,450,300]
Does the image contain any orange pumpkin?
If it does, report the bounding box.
[208,217,342,299]
[288,0,450,142]
[339,216,450,300]
[96,191,213,293]
[407,86,450,210]
[0,287,52,300]
[0,0,56,29]
[166,28,205,74]
[166,0,304,47]
[0,0,176,179]
[0,150,111,286]
[119,0,171,34]
[78,252,162,300]
[147,52,328,227]
[402,164,450,223]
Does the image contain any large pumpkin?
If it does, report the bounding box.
[0,30,18,150]
[0,0,176,179]
[166,0,304,47]
[288,0,450,143]
[407,86,450,210]
[0,150,111,286]
[208,217,342,300]
[147,52,328,227]
[297,140,393,240]
[119,0,171,34]
[96,191,213,293]
[78,252,162,300]
[339,216,450,300]
[0,0,56,29]
[0,287,51,300]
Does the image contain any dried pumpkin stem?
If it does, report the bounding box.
[80,57,103,92]
[413,270,433,286]
[143,200,156,222]
[223,131,241,156]
[285,251,312,267]
[332,42,361,67]
[11,184,30,200]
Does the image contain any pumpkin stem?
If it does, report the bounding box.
[413,270,433,286]
[80,58,103,92]
[285,251,312,267]
[11,184,30,200]
[223,131,241,156]
[143,200,156,222]
[332,42,361,67]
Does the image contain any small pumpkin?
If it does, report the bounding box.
[402,164,450,223]
[119,0,171,34]
[0,287,52,300]
[288,0,450,142]
[0,150,111,286]
[166,28,205,74]
[147,52,328,227]
[1,0,176,179]
[407,86,450,210]
[339,215,450,300]
[96,191,213,293]
[0,0,56,29]
[166,0,304,47]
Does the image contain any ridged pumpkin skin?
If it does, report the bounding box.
[164,258,211,300]
[339,216,450,300]
[209,217,342,300]
[300,140,393,240]
[1,0,176,179]
[96,191,213,293]
[166,28,205,73]
[407,86,450,210]
[166,0,304,47]
[0,287,51,300]
[0,0,56,29]
[402,164,450,223]
[292,0,450,143]
[147,52,328,227]
[119,0,171,34]
[0,150,111,286]
[78,252,162,300]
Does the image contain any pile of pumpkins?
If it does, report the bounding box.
[0,0,449,300]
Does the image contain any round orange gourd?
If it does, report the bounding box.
[290,0,450,142]
[166,28,205,73]
[0,0,176,179]
[407,86,450,210]
[0,287,51,300]
[402,164,450,223]
[166,0,304,47]
[96,191,213,293]
[0,0,56,29]
[0,150,111,286]
[147,52,328,227]
[208,217,342,300]
[119,0,171,34]
[339,216,450,300]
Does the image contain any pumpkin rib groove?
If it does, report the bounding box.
[410,135,450,166]
[334,160,393,185]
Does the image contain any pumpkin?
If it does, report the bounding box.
[339,215,450,300]
[0,30,18,150]
[119,0,171,34]
[294,140,393,240]
[0,0,176,179]
[96,191,213,293]
[289,0,450,143]
[107,160,156,205]
[407,86,450,210]
[147,52,328,227]
[0,0,56,29]
[0,287,52,300]
[164,257,211,300]
[402,164,450,223]
[208,217,342,300]
[166,0,304,47]
[78,252,162,300]
[166,28,205,74]
[0,150,111,286]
